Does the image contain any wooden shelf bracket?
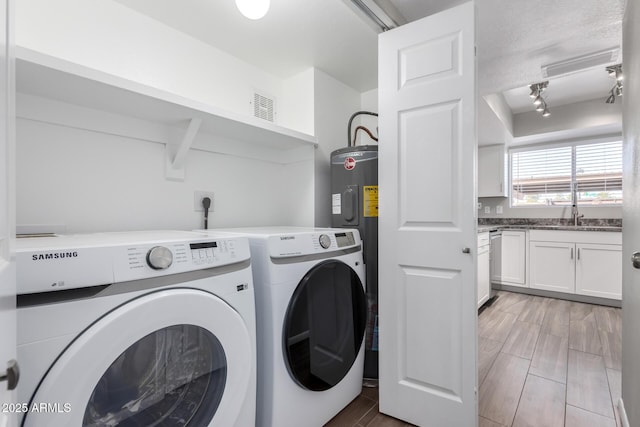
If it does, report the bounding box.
[165,117,202,181]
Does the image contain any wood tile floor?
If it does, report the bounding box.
[325,291,622,427]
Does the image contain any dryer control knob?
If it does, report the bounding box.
[147,246,173,270]
[319,234,331,249]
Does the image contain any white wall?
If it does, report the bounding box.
[16,97,313,233]
[513,99,622,139]
[313,70,361,227]
[280,69,315,135]
[15,0,311,135]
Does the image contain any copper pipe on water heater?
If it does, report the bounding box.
[347,111,378,147]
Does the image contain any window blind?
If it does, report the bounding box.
[575,141,623,195]
[511,140,622,206]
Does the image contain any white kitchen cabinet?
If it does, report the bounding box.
[478,232,490,308]
[576,243,622,299]
[529,230,622,300]
[529,241,575,293]
[478,144,508,198]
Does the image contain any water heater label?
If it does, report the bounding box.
[332,193,341,214]
[363,186,378,217]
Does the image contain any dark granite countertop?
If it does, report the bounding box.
[477,218,622,233]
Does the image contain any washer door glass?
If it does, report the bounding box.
[83,325,226,427]
[22,289,253,427]
[283,260,366,391]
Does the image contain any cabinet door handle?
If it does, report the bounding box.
[571,248,574,259]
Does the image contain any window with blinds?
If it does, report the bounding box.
[511,140,622,206]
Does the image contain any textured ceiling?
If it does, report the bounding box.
[112,0,624,108]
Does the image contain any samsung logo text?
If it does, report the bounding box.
[32,252,78,261]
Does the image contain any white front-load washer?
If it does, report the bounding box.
[16,230,256,427]
[197,227,366,427]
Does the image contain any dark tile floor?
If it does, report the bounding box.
[324,386,414,427]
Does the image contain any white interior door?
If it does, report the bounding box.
[378,2,477,426]
[0,0,16,426]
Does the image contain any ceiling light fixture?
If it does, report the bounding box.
[605,64,624,103]
[235,0,270,20]
[541,47,620,79]
[528,82,550,117]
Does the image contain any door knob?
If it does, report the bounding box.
[632,251,640,269]
[0,359,19,391]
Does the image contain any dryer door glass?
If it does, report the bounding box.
[283,260,367,391]
[83,325,226,426]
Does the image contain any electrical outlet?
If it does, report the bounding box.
[194,191,215,212]
[496,205,503,214]
[484,206,491,214]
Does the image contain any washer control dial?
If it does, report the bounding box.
[147,246,173,270]
[319,234,331,249]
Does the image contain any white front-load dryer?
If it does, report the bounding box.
[198,227,366,427]
[16,231,256,427]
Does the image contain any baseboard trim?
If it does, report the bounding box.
[619,398,630,427]
[492,284,622,308]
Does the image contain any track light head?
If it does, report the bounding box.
[527,81,550,114]
[615,85,623,97]
[604,65,624,102]
[605,91,616,104]
[606,64,623,81]
[542,106,551,117]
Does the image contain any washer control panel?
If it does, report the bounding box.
[268,230,360,258]
[16,233,252,294]
[122,238,243,280]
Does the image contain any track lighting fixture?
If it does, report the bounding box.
[605,64,624,103]
[606,64,623,81]
[528,81,550,117]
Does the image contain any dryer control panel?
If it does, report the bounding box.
[268,230,360,258]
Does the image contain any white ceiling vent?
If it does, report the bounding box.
[252,92,276,123]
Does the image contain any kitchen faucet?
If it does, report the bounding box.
[571,183,584,226]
